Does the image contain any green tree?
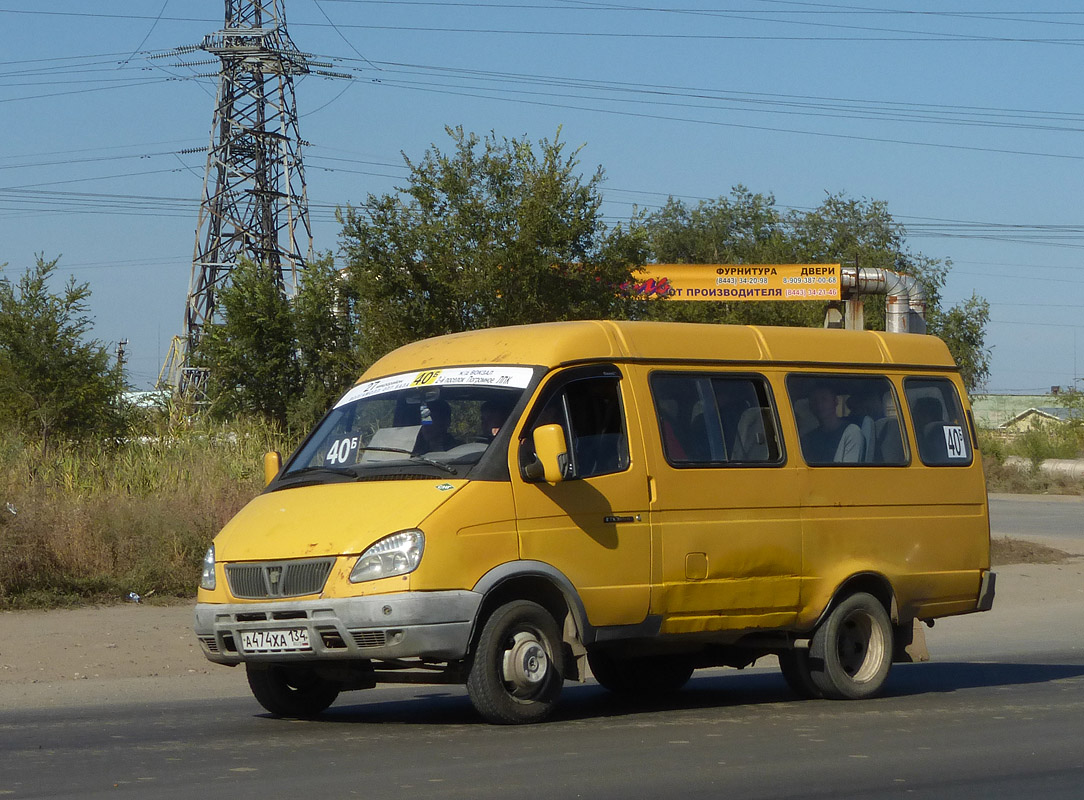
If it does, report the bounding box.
[196,259,300,427]
[928,293,991,395]
[195,255,363,429]
[340,126,645,364]
[0,255,126,447]
[291,254,362,427]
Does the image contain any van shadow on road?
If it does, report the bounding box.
[306,659,1084,727]
[884,659,1084,696]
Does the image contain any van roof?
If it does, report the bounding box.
[361,320,957,381]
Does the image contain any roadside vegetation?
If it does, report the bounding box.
[0,126,1020,608]
[979,392,1084,495]
[0,417,291,608]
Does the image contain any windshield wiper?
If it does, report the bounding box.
[282,448,458,481]
[351,447,459,476]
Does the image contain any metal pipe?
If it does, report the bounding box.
[841,267,927,334]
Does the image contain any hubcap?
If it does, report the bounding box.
[837,611,884,683]
[502,631,550,697]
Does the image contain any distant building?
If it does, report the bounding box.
[971,394,1081,432]
[998,406,1082,434]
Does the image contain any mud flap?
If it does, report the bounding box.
[893,618,930,663]
[563,612,588,681]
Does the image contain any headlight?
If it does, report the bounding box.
[200,544,216,591]
[350,530,425,583]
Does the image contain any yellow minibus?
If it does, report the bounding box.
[194,320,994,724]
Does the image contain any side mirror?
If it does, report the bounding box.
[531,424,569,484]
[263,450,282,486]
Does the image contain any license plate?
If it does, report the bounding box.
[240,628,311,653]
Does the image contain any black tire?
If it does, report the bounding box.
[809,592,893,700]
[246,663,340,718]
[777,649,822,699]
[588,652,694,696]
[466,600,565,724]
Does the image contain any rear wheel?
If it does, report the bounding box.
[809,592,893,700]
[467,600,565,724]
[588,652,695,696]
[246,663,340,718]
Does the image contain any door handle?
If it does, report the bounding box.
[603,515,640,524]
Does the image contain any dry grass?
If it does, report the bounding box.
[978,427,1084,497]
[982,455,1084,497]
[0,419,294,608]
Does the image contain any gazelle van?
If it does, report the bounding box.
[194,320,994,723]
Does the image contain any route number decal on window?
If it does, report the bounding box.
[943,426,968,459]
[326,436,359,465]
[411,370,442,386]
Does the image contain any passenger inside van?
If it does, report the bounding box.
[477,400,513,442]
[414,399,461,454]
[802,383,864,464]
[911,395,949,462]
[844,388,877,462]
[654,379,704,462]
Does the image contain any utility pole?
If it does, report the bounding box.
[160,0,337,393]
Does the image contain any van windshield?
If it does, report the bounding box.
[280,366,534,483]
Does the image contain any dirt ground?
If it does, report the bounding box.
[991,536,1074,565]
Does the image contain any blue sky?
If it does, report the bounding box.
[2,1,1083,392]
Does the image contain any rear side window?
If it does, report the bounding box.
[904,378,973,466]
[650,372,782,466]
[787,374,907,466]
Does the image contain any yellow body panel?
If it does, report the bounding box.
[210,481,466,563]
[361,321,955,383]
[627,365,804,634]
[408,481,520,593]
[511,374,652,627]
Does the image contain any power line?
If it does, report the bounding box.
[363,79,1084,163]
[119,0,170,67]
[2,8,1084,45]
[311,0,382,70]
[0,77,178,105]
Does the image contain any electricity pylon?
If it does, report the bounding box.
[159,0,344,392]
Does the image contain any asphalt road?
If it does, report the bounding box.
[4,657,1084,800]
[989,493,1084,545]
[2,494,1082,799]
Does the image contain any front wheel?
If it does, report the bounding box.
[246,663,340,718]
[467,600,565,724]
[809,592,893,700]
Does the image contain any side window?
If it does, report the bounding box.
[651,372,782,466]
[904,378,973,466]
[519,373,630,479]
[787,374,907,467]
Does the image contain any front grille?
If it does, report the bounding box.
[199,636,219,654]
[225,558,335,599]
